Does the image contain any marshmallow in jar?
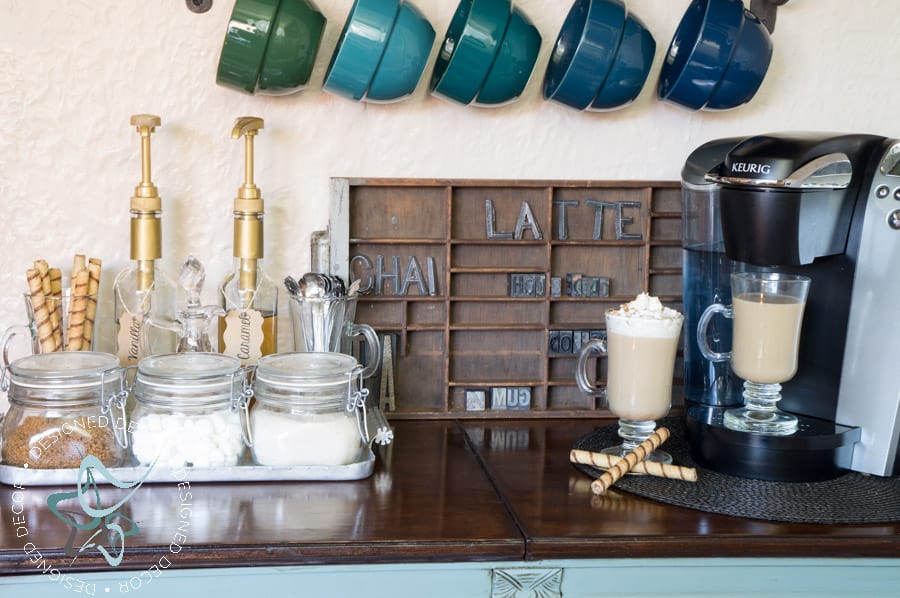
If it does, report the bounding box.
[129,353,251,468]
[251,352,369,467]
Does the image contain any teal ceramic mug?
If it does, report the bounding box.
[324,0,401,101]
[256,0,327,95]
[431,0,512,105]
[475,5,542,106]
[216,0,282,94]
[366,0,436,103]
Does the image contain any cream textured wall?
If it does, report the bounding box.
[1,0,899,408]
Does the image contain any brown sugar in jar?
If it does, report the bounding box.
[0,352,128,469]
[1,414,120,469]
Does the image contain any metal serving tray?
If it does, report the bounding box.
[0,448,376,486]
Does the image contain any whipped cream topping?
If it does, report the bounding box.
[606,293,683,337]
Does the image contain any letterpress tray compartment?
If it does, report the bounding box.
[329,179,683,420]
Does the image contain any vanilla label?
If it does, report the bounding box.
[116,313,144,365]
[222,308,264,364]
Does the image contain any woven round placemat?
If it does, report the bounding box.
[572,418,900,524]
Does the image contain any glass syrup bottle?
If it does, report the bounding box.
[175,256,224,353]
[113,114,177,365]
[218,117,278,364]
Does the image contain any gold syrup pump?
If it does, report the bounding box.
[113,114,177,364]
[233,117,264,300]
[131,114,162,294]
[219,116,278,364]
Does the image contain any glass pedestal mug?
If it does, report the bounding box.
[287,295,381,378]
[575,309,684,464]
[697,272,811,435]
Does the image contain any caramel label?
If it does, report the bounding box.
[222,308,264,364]
[116,313,143,365]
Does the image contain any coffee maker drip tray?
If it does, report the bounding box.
[685,404,861,482]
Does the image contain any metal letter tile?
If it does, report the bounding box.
[507,387,531,410]
[548,330,560,354]
[566,273,583,297]
[572,330,585,353]
[375,255,401,296]
[491,387,508,410]
[466,389,486,411]
[585,200,617,240]
[590,330,606,342]
[514,201,544,240]
[399,255,428,296]
[485,199,514,240]
[552,199,579,241]
[550,277,562,297]
[615,201,643,240]
[579,276,610,298]
[559,331,574,354]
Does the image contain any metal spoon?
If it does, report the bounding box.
[284,275,300,297]
[300,272,326,298]
[330,275,346,297]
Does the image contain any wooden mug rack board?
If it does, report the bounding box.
[327,179,683,420]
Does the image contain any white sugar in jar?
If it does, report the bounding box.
[250,352,369,467]
[129,352,252,469]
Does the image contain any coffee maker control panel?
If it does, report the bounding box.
[835,140,900,476]
[875,144,900,230]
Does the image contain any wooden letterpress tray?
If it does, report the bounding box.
[328,179,683,420]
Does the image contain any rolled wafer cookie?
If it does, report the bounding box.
[82,260,101,347]
[71,254,86,288]
[590,427,671,495]
[48,267,63,350]
[34,260,61,351]
[49,268,62,293]
[26,269,57,353]
[65,269,90,351]
[34,260,52,294]
[570,449,697,482]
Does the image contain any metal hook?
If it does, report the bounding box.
[185,0,213,14]
[749,0,789,34]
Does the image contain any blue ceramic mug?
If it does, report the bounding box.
[658,0,772,111]
[543,0,627,111]
[704,7,773,110]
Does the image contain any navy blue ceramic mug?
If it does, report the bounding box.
[658,0,773,111]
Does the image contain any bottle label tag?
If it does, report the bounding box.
[222,308,264,364]
[117,313,144,365]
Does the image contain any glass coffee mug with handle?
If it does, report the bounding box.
[288,294,381,379]
[697,272,811,435]
[2,289,100,370]
[576,294,684,464]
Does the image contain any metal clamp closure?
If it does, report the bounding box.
[232,365,255,447]
[101,366,135,449]
[346,366,371,445]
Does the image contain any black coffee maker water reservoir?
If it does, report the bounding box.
[681,133,900,481]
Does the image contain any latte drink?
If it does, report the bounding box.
[605,295,684,421]
[731,293,806,384]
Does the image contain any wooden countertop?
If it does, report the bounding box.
[1,419,898,576]
[464,419,900,560]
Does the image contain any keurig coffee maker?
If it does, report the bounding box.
[681,132,900,481]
